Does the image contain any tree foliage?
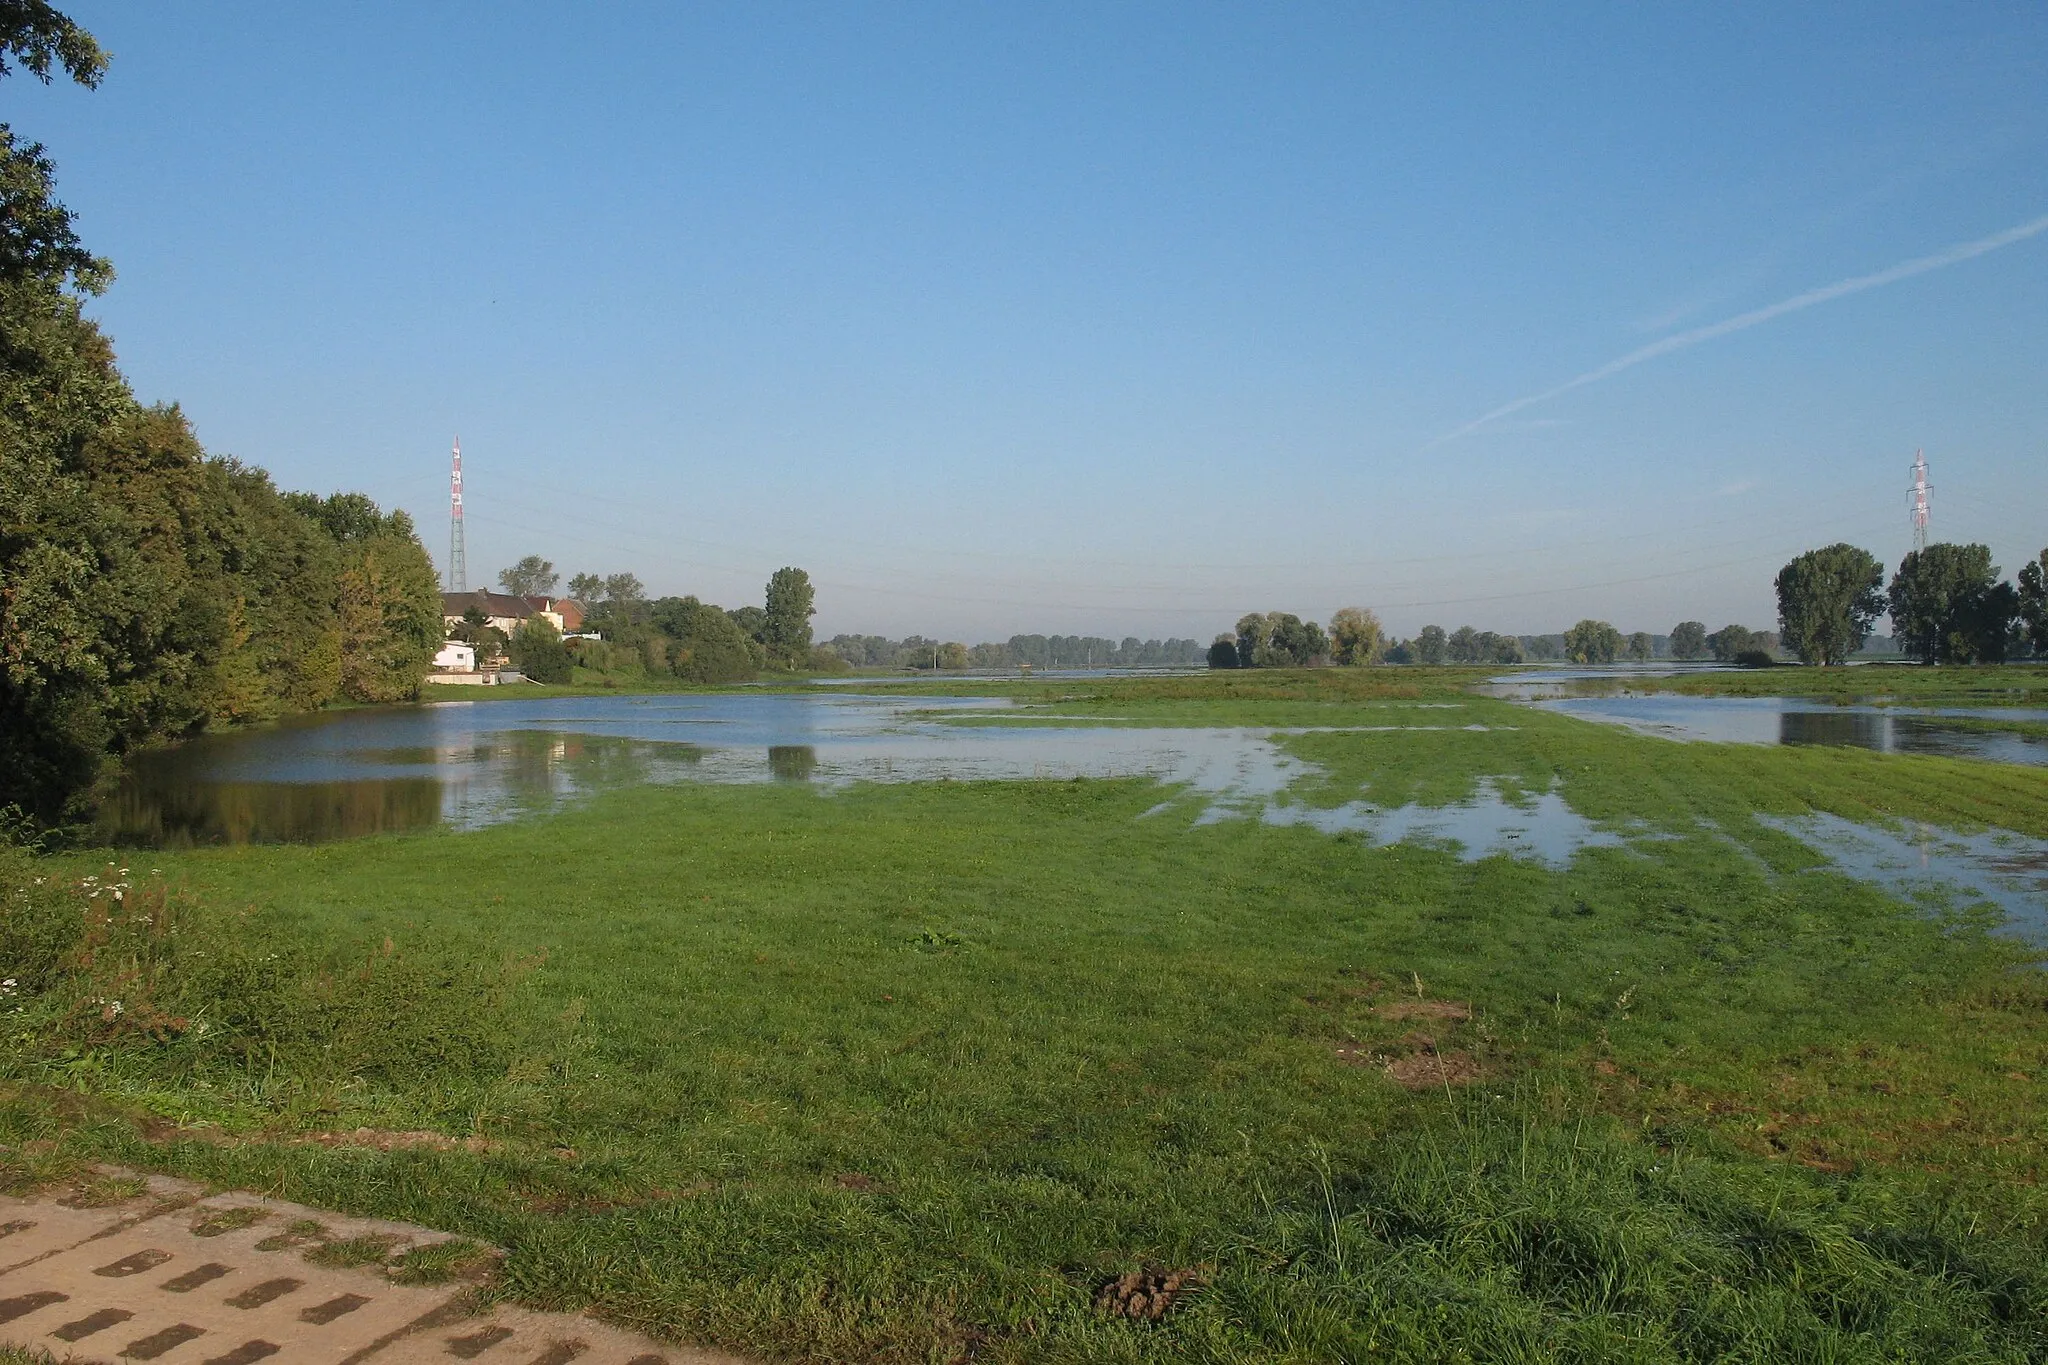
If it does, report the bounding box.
[498,554,558,597]
[1669,621,1707,660]
[1775,543,1885,666]
[508,614,572,684]
[1888,544,2019,664]
[1563,619,1623,665]
[1626,631,1654,663]
[0,6,437,818]
[762,566,815,666]
[1327,607,1385,666]
[1414,624,1448,665]
[2020,548,2048,659]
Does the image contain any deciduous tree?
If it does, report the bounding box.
[1328,607,1385,666]
[1563,619,1623,665]
[1669,621,1707,660]
[1414,624,1448,665]
[763,566,815,666]
[498,555,558,597]
[2017,548,2048,658]
[1888,544,2018,664]
[1775,543,1886,665]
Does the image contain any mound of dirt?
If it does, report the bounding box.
[1094,1267,1201,1321]
[1385,1049,1483,1089]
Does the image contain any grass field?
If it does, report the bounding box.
[5,671,2047,1362]
[1634,662,2048,707]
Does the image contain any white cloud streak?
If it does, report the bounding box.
[1432,211,2048,447]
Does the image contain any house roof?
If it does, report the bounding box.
[442,589,536,619]
[441,591,589,627]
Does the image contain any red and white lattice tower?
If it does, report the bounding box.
[447,436,467,592]
[1908,448,1930,555]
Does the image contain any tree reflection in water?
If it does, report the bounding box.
[768,745,818,781]
[99,731,703,847]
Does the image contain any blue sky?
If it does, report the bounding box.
[22,3,2048,639]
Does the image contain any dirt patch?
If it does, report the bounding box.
[300,1128,498,1154]
[833,1173,881,1192]
[1384,1049,1484,1090]
[1093,1267,1201,1321]
[1373,999,1471,1022]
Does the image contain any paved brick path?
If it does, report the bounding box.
[0,1172,748,1365]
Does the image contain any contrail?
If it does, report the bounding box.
[1431,210,2048,447]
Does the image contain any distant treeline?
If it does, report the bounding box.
[825,634,1205,670]
[1208,611,1789,668]
[0,20,440,821]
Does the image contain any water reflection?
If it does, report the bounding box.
[1254,778,1628,868]
[94,694,1313,847]
[1759,811,2048,943]
[1499,691,2048,767]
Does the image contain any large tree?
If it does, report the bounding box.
[2018,547,2048,659]
[1775,543,1885,666]
[1563,619,1623,665]
[762,566,815,666]
[1327,606,1384,666]
[498,554,558,597]
[1626,631,1653,663]
[1888,543,2018,664]
[1669,621,1707,660]
[1414,624,1448,665]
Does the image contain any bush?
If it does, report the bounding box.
[1733,649,1776,669]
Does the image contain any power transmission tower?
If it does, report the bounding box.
[1908,448,1930,554]
[447,436,467,592]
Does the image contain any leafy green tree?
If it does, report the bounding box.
[1260,613,1326,665]
[1669,621,1707,660]
[1446,626,1482,664]
[336,514,442,702]
[498,555,558,597]
[1328,607,1384,665]
[727,604,767,642]
[2020,548,2048,658]
[1234,613,1272,668]
[1888,544,2018,664]
[1626,631,1653,663]
[1414,624,1448,665]
[662,598,758,683]
[567,571,602,602]
[1563,619,1623,664]
[1707,625,1756,662]
[507,614,572,684]
[1774,543,1885,666]
[1206,635,1239,669]
[602,571,645,604]
[762,566,815,665]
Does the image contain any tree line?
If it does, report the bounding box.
[1205,611,1782,668]
[0,7,442,822]
[466,556,821,684]
[825,634,1205,670]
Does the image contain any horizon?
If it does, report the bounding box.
[26,3,2048,640]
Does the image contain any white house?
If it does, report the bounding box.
[432,640,476,673]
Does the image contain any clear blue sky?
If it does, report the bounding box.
[24,3,2048,640]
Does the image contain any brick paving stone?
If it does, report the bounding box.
[0,1173,750,1365]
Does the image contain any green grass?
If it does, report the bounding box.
[1631,662,2048,707]
[4,670,2047,1362]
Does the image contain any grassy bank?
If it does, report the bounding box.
[1632,662,2048,707]
[5,673,2046,1362]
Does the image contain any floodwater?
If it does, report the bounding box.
[1251,778,1629,869]
[1759,811,2048,942]
[97,693,1317,846]
[1486,676,2048,767]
